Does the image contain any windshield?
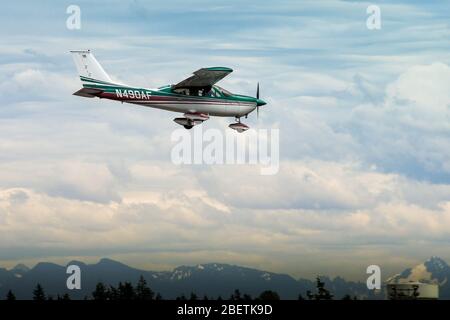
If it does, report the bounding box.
[213,85,232,97]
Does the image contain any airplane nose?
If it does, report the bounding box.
[256,99,267,106]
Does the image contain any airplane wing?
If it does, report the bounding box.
[172,67,233,89]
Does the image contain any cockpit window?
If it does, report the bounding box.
[172,85,232,98]
[173,88,190,95]
[173,88,207,96]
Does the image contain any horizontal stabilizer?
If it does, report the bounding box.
[73,87,103,98]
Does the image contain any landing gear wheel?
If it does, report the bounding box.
[229,122,249,133]
[183,125,193,130]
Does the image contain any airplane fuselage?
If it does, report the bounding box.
[84,82,258,117]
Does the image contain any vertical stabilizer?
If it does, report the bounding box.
[70,50,114,84]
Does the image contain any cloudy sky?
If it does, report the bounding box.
[0,0,449,281]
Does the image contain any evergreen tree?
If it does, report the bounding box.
[92,282,108,301]
[243,294,253,301]
[297,293,305,300]
[107,285,119,300]
[176,294,187,301]
[189,292,198,300]
[155,293,162,300]
[53,293,71,300]
[315,277,333,300]
[306,277,334,300]
[60,293,71,301]
[230,289,242,300]
[118,282,136,300]
[6,290,16,301]
[33,284,46,301]
[258,290,280,300]
[136,276,154,300]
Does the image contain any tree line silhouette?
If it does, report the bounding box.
[4,276,356,301]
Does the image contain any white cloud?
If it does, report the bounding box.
[346,62,450,180]
[0,68,78,103]
[197,161,394,210]
[386,62,450,119]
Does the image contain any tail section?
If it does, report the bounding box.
[70,50,115,85]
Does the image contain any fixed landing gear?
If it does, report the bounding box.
[174,114,250,133]
[229,117,249,133]
[174,113,209,129]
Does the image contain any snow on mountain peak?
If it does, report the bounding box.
[406,263,433,283]
[427,256,448,270]
[387,257,449,285]
[261,273,272,281]
[10,263,30,273]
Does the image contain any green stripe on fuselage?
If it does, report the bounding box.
[80,76,116,86]
[82,83,257,104]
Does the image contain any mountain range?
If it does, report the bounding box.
[0,257,449,300]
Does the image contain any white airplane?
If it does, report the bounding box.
[71,50,267,132]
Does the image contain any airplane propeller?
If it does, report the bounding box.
[256,82,260,119]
